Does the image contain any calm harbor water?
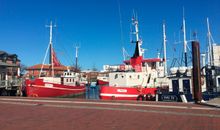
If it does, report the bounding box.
[85,85,100,100]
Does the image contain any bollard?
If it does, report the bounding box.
[192,41,202,103]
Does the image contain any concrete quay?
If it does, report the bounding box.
[0,97,220,130]
[205,96,220,107]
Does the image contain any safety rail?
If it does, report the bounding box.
[0,79,21,89]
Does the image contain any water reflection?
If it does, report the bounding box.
[85,85,100,100]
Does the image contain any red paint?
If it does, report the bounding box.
[124,58,161,64]
[25,78,86,97]
[97,79,109,85]
[100,86,157,100]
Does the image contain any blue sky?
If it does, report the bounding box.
[0,0,220,70]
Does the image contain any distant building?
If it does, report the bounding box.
[81,70,99,82]
[0,51,20,81]
[26,64,76,78]
[213,44,220,66]
[0,51,21,96]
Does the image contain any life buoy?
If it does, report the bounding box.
[137,86,143,93]
[111,96,116,100]
[31,94,38,97]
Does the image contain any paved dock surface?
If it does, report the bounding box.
[0,97,220,130]
[206,96,220,107]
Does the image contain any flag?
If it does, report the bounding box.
[52,49,61,67]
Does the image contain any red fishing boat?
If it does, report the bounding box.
[97,73,109,85]
[25,71,86,97]
[25,21,86,97]
[100,16,167,100]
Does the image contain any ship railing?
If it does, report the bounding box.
[0,79,22,90]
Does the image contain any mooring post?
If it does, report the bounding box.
[192,41,202,103]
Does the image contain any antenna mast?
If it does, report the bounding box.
[182,8,188,67]
[48,21,56,77]
[132,14,143,56]
[75,46,79,72]
[163,22,167,76]
[207,18,213,66]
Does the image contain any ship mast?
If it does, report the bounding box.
[49,22,54,77]
[207,18,213,66]
[182,8,188,67]
[45,21,56,77]
[163,22,167,76]
[39,21,56,77]
[132,14,143,57]
[75,46,79,72]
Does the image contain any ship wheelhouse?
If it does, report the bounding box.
[61,71,80,86]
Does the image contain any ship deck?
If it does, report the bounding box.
[0,97,220,130]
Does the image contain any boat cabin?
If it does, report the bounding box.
[159,67,207,102]
[61,71,80,86]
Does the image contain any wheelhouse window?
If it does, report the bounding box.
[115,74,118,79]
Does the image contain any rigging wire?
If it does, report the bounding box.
[117,0,124,46]
[117,0,128,60]
[53,22,73,66]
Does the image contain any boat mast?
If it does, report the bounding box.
[48,21,56,77]
[182,8,188,67]
[163,22,167,76]
[207,18,213,66]
[132,14,143,57]
[39,21,56,77]
[75,46,79,72]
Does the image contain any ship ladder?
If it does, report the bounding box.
[137,86,144,101]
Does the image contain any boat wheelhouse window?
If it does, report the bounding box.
[115,74,118,79]
[66,79,68,82]
[152,62,156,69]
[183,79,190,94]
[138,75,140,79]
[218,78,220,87]
[69,79,72,82]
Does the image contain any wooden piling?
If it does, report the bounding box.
[192,41,202,103]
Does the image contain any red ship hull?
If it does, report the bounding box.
[100,86,157,100]
[97,79,109,85]
[25,79,86,97]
